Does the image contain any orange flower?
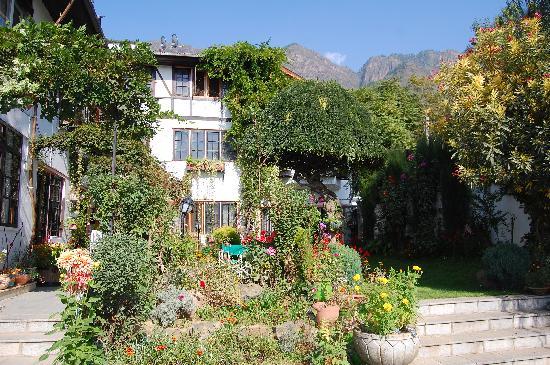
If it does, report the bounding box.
[155,345,167,351]
[196,349,204,356]
[171,335,177,343]
[125,347,135,356]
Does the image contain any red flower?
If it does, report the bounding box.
[155,345,167,351]
[197,349,204,356]
[383,191,389,197]
[125,347,135,356]
[199,280,206,289]
[534,12,542,19]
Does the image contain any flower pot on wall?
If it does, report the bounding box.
[313,302,340,326]
[354,330,420,365]
[14,273,31,286]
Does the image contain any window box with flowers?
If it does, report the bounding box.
[185,158,225,173]
[353,266,423,365]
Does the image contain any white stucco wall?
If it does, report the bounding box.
[493,192,531,245]
[0,106,70,264]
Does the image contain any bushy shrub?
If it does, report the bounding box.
[150,286,196,327]
[329,243,362,284]
[92,234,154,318]
[162,234,197,267]
[482,243,530,290]
[295,228,315,284]
[212,226,241,246]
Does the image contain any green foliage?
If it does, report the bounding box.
[357,267,422,336]
[295,228,315,283]
[435,15,550,248]
[482,244,530,290]
[353,79,424,150]
[212,226,241,246]
[106,326,297,365]
[0,21,158,139]
[41,283,105,365]
[200,41,289,142]
[310,327,351,365]
[86,172,169,236]
[495,0,550,32]
[92,234,154,319]
[161,234,197,268]
[329,243,362,284]
[313,281,334,303]
[196,285,309,326]
[242,80,385,193]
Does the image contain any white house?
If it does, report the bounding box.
[148,36,360,242]
[0,0,102,263]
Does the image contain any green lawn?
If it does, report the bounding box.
[369,256,516,300]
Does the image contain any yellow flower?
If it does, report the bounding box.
[402,298,410,305]
[353,274,361,282]
[380,292,389,299]
[354,285,361,293]
[59,273,66,279]
[377,277,389,285]
[93,261,100,269]
[383,303,393,312]
[412,265,422,271]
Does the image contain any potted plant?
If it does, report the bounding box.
[32,242,66,285]
[312,281,340,326]
[354,266,423,365]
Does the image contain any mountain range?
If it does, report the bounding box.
[284,43,460,88]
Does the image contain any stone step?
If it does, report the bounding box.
[417,310,550,336]
[420,296,550,317]
[419,327,550,358]
[0,332,62,356]
[412,347,550,365]
[0,319,58,333]
[0,355,54,365]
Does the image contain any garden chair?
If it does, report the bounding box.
[218,244,250,279]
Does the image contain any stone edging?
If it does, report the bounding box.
[0,282,37,302]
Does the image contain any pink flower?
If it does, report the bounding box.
[534,12,542,19]
[407,153,415,161]
[265,246,276,256]
[178,293,185,301]
[334,253,340,257]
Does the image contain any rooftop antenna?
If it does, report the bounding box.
[160,36,166,51]
[171,34,178,48]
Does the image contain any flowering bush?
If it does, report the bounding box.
[56,248,97,295]
[356,266,422,335]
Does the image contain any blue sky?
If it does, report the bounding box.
[94,0,506,71]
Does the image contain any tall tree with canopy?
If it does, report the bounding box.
[435,13,550,249]
[241,80,387,199]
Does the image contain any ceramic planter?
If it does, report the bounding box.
[14,273,31,286]
[313,302,340,326]
[0,274,10,290]
[354,330,419,365]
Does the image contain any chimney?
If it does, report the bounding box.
[171,34,178,48]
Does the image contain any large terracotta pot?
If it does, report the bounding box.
[14,273,31,286]
[313,302,340,326]
[0,274,10,290]
[354,330,419,365]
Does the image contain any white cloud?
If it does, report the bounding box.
[324,52,347,65]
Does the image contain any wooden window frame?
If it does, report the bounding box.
[185,201,238,234]
[0,119,22,228]
[173,129,233,161]
[192,68,222,100]
[172,67,192,98]
[34,167,65,243]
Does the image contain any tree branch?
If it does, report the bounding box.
[55,0,75,25]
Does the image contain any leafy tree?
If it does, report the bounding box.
[435,14,550,248]
[199,42,289,143]
[242,80,387,198]
[496,0,550,31]
[353,79,425,150]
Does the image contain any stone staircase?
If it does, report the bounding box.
[0,288,62,365]
[412,295,550,365]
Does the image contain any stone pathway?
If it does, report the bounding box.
[0,287,62,365]
[411,295,550,365]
